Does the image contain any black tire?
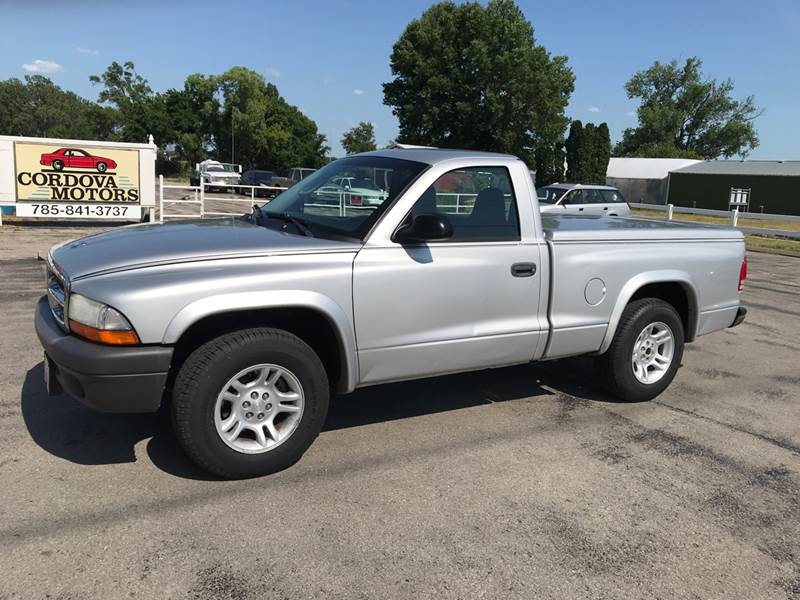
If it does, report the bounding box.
[96,162,108,173]
[52,159,64,171]
[172,327,329,478]
[595,298,684,402]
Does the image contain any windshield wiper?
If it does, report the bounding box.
[267,212,315,237]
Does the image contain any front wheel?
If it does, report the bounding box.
[172,328,329,478]
[595,298,684,402]
[96,162,108,173]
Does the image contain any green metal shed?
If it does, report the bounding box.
[667,160,800,216]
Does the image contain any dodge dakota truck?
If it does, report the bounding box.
[35,148,747,478]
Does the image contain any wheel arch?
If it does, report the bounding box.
[164,292,358,394]
[599,272,699,354]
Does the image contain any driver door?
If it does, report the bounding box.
[352,166,545,385]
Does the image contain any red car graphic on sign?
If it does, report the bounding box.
[40,148,117,173]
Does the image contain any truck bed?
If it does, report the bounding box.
[540,214,745,360]
[541,214,744,243]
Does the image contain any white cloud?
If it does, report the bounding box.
[22,59,62,74]
[75,46,99,55]
[264,67,281,78]
[626,110,636,117]
[353,88,365,95]
[588,106,601,113]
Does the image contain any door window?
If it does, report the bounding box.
[410,166,520,242]
[582,189,604,204]
[563,189,584,204]
[600,189,625,203]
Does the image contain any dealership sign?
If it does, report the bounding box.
[0,135,156,220]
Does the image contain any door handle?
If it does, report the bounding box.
[578,207,584,211]
[603,206,609,210]
[511,262,536,277]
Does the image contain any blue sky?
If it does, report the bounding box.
[1,0,798,159]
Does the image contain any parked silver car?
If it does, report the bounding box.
[538,183,631,216]
[36,149,745,478]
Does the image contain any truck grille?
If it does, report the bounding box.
[46,261,69,330]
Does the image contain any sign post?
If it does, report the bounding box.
[0,135,156,222]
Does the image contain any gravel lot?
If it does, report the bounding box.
[1,224,799,599]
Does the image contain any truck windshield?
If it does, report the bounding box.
[262,156,427,239]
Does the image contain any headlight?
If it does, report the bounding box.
[68,294,140,345]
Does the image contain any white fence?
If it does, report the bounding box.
[631,202,800,222]
[631,202,800,240]
[158,175,288,222]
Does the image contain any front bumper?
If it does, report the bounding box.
[730,306,747,328]
[34,296,173,413]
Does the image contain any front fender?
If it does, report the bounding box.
[163,290,359,393]
[598,270,699,354]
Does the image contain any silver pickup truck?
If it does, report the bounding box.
[35,148,747,478]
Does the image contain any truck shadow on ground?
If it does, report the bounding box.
[21,357,615,480]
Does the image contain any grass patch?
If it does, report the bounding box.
[745,235,800,255]
[631,208,800,232]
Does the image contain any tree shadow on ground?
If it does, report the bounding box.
[21,356,616,481]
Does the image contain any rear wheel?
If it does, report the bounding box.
[596,298,684,402]
[172,328,329,478]
[52,159,64,171]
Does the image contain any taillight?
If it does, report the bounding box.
[351,194,362,206]
[738,255,747,292]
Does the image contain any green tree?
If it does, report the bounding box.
[564,120,611,183]
[2,62,331,177]
[578,122,597,183]
[383,0,574,176]
[564,120,583,182]
[615,57,761,159]
[212,67,329,172]
[161,74,220,172]
[0,75,108,139]
[592,122,611,184]
[341,122,377,154]
[90,61,163,143]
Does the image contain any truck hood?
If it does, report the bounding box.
[51,218,360,280]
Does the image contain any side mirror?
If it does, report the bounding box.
[394,213,453,243]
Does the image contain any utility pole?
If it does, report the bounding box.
[231,109,235,164]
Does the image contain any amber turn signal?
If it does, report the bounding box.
[69,319,140,346]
